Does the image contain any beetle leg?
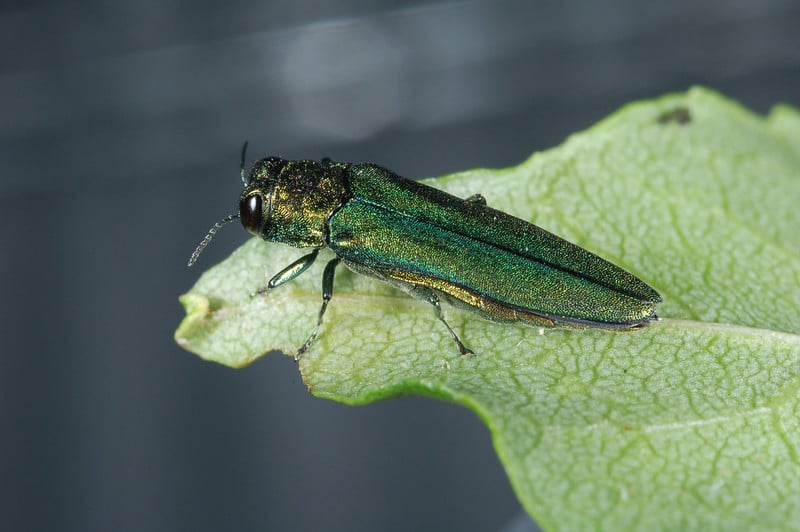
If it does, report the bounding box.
[251,249,319,297]
[296,257,341,359]
[465,193,487,206]
[418,289,474,356]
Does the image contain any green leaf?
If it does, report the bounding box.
[176,87,800,530]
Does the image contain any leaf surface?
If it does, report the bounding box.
[176,88,800,530]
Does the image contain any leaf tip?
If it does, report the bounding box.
[174,292,213,347]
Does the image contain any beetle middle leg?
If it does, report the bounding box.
[296,257,341,359]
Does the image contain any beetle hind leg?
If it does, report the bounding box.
[412,287,474,356]
[465,193,487,206]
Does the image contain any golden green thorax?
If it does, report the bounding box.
[240,157,351,248]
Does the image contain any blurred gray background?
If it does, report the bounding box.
[2,0,799,530]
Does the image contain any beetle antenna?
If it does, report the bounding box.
[240,141,249,184]
[187,213,240,267]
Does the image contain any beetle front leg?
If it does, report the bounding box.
[296,257,341,359]
[251,249,320,297]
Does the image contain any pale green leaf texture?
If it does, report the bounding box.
[176,88,800,531]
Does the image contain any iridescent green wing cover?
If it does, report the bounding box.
[327,164,659,327]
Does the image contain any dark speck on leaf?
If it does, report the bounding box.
[658,107,692,125]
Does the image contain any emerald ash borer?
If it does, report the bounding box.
[189,143,660,357]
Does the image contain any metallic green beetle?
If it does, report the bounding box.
[189,144,661,357]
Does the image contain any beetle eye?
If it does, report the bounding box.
[240,193,263,235]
